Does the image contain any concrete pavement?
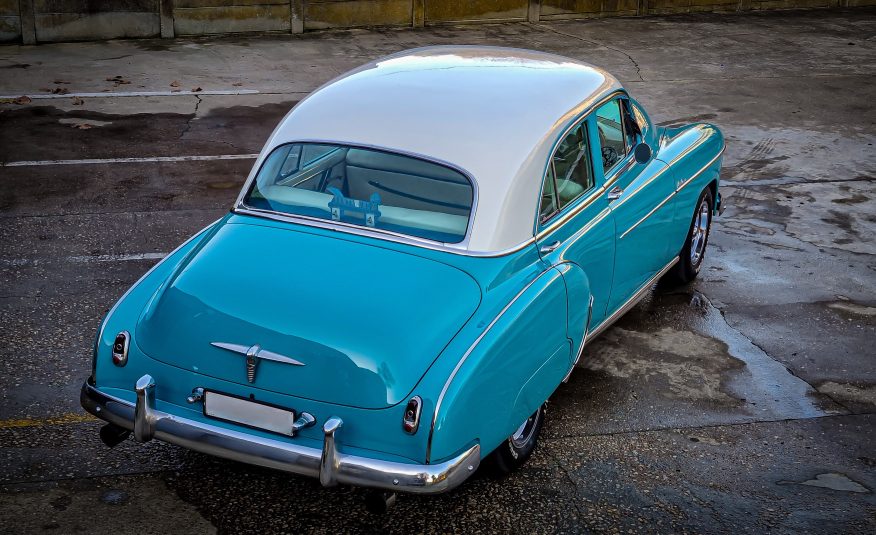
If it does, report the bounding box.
[1,8,874,533]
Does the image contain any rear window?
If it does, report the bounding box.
[242,143,473,243]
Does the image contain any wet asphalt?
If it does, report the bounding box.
[1,8,875,534]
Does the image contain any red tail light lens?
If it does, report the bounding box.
[402,396,422,434]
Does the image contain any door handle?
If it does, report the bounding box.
[607,186,623,201]
[539,240,561,254]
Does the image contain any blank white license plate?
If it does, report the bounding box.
[203,391,295,436]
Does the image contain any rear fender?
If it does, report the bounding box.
[428,267,570,462]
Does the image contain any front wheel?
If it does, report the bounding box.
[486,404,546,475]
[663,187,713,286]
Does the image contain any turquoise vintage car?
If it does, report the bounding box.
[81,46,724,496]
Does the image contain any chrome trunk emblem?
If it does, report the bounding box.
[210,342,305,383]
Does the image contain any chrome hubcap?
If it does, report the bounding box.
[510,411,539,449]
[690,199,710,265]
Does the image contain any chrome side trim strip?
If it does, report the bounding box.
[537,186,606,239]
[425,268,557,463]
[82,381,480,494]
[619,189,676,240]
[619,145,724,241]
[676,145,726,193]
[585,257,679,343]
[608,164,670,211]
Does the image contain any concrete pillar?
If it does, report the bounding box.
[527,0,540,22]
[413,0,425,27]
[18,0,35,44]
[159,0,174,38]
[290,0,304,33]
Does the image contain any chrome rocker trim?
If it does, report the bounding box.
[81,379,480,495]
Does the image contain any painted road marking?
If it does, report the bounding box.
[1,89,262,99]
[0,413,95,429]
[2,252,168,267]
[2,154,259,167]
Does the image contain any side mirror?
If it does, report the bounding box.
[634,143,652,164]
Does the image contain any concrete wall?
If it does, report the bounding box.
[2,0,874,43]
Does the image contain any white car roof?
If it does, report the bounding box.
[252,45,623,253]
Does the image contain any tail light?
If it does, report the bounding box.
[112,331,130,366]
[402,396,422,434]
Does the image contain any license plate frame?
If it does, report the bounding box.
[203,391,296,437]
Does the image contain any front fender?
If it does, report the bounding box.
[427,266,570,463]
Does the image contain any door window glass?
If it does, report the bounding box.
[539,121,595,224]
[552,123,593,208]
[595,99,629,173]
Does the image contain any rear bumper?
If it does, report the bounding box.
[80,377,479,494]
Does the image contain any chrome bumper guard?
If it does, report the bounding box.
[80,376,479,494]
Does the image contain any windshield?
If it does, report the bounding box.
[242,143,474,243]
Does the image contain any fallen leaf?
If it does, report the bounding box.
[191,86,202,92]
[51,87,69,95]
[53,79,70,84]
[72,97,84,105]
[171,89,181,93]
[106,75,124,81]
[232,82,243,87]
[170,80,180,87]
[12,96,32,105]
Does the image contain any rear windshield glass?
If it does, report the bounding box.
[243,143,474,243]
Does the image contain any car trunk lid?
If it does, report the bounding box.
[135,220,480,409]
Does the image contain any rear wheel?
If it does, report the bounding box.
[486,404,546,475]
[663,187,713,286]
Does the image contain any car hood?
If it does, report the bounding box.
[135,220,481,409]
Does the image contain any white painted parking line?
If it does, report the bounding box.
[3,154,259,167]
[2,252,168,267]
[1,89,262,99]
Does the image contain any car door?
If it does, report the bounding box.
[535,114,616,336]
[596,97,675,313]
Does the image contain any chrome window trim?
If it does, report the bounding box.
[425,267,559,463]
[533,90,629,237]
[234,139,481,250]
[233,207,536,258]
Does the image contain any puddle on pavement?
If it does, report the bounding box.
[589,289,843,420]
[779,472,870,494]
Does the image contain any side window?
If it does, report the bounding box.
[539,122,595,223]
[595,99,629,174]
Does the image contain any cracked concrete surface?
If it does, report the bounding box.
[0,7,874,534]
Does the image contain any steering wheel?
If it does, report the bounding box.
[602,146,618,168]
